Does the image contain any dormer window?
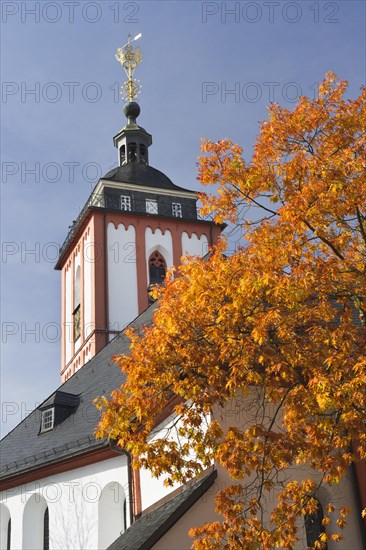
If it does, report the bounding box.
[172,202,182,218]
[146,199,158,215]
[38,391,80,434]
[41,408,54,432]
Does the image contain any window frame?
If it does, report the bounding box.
[120,195,132,212]
[73,303,81,342]
[146,199,158,215]
[41,408,55,432]
[172,202,182,218]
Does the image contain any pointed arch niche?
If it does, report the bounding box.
[23,494,49,550]
[98,482,126,548]
[0,503,11,550]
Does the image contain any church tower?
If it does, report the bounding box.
[55,36,222,382]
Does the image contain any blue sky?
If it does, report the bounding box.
[1,0,365,436]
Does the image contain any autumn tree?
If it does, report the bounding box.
[96,74,366,549]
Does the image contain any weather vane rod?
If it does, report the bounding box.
[115,33,143,102]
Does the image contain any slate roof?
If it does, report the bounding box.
[107,469,217,550]
[39,390,80,410]
[102,164,195,194]
[0,303,157,481]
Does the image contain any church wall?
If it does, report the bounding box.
[107,222,139,335]
[139,412,181,512]
[59,210,219,382]
[152,464,363,550]
[61,218,100,382]
[139,411,211,513]
[153,394,364,550]
[139,466,180,513]
[0,456,130,550]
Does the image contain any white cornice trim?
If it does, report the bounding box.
[95,179,197,199]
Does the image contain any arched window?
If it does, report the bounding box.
[128,142,137,163]
[43,508,49,550]
[304,498,327,549]
[140,144,147,164]
[0,504,11,550]
[98,482,126,548]
[7,518,11,550]
[149,251,166,285]
[120,144,126,165]
[148,251,167,305]
[23,494,49,550]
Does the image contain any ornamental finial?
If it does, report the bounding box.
[115,33,143,102]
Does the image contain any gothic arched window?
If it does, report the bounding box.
[148,251,167,305]
[304,498,327,549]
[149,251,166,285]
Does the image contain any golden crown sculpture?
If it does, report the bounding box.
[115,33,143,102]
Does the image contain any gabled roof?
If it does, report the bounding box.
[107,470,217,550]
[0,303,157,481]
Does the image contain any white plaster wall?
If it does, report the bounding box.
[83,233,92,340]
[181,232,208,258]
[139,465,180,512]
[145,228,173,281]
[107,223,138,334]
[0,456,130,550]
[65,266,72,364]
[139,412,208,511]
